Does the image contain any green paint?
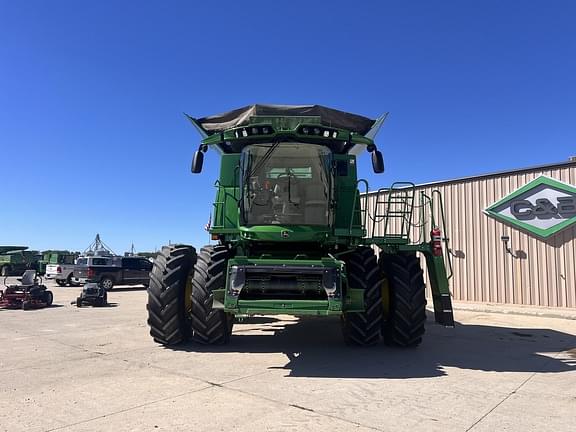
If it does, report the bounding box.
[192,111,452,325]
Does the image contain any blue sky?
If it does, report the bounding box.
[1,1,575,252]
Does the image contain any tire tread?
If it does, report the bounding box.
[381,252,427,347]
[190,245,232,345]
[342,247,383,346]
[147,245,196,345]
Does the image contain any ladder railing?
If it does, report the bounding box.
[370,182,416,243]
[212,180,239,229]
[421,190,453,279]
[364,185,451,271]
[350,179,369,235]
[212,180,226,229]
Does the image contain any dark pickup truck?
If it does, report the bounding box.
[74,256,152,290]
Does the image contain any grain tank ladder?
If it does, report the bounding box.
[364,184,455,327]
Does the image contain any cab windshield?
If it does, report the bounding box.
[241,143,332,226]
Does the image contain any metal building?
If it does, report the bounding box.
[365,160,576,309]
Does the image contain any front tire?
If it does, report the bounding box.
[147,245,197,345]
[190,245,233,345]
[380,252,427,347]
[341,247,383,346]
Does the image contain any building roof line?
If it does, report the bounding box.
[366,159,576,195]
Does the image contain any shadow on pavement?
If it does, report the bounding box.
[69,302,119,308]
[172,313,576,379]
[108,286,147,292]
[0,304,65,311]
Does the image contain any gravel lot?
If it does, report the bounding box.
[1,279,575,432]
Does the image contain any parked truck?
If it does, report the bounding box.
[44,251,79,286]
[74,255,152,290]
[147,105,454,347]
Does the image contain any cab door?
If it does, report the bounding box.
[135,258,152,284]
[121,258,140,283]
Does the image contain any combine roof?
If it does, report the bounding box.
[194,104,376,135]
[0,246,28,254]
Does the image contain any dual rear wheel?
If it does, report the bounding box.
[342,247,427,347]
[147,244,232,345]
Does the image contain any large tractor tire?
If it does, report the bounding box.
[379,252,427,347]
[147,245,197,345]
[190,245,233,345]
[341,247,383,346]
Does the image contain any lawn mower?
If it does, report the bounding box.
[0,270,53,310]
[76,282,108,307]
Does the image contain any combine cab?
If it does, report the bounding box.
[147,105,454,347]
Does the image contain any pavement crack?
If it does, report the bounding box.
[213,381,385,431]
[40,369,284,431]
[465,350,564,431]
[139,359,273,387]
[289,403,315,412]
[42,336,106,355]
[42,385,214,432]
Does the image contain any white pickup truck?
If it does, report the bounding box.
[45,253,78,286]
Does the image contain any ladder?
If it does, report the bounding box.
[370,182,416,243]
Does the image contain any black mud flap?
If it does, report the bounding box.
[433,293,455,327]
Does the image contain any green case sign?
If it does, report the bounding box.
[485,175,576,238]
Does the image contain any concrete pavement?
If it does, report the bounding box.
[0,280,575,431]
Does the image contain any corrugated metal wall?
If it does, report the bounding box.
[364,163,576,308]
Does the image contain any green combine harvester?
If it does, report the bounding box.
[147,105,454,347]
[0,246,42,276]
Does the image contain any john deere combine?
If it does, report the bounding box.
[147,105,454,347]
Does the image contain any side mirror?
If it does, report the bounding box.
[191,150,204,174]
[372,150,384,173]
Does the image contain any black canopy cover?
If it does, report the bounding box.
[195,104,375,136]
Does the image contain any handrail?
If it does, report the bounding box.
[420,190,453,279]
[379,182,415,241]
[212,180,225,228]
[368,187,391,239]
[432,189,453,279]
[407,193,430,245]
[350,179,369,235]
[361,183,453,279]
[420,191,434,243]
[369,188,389,222]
